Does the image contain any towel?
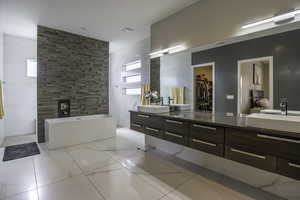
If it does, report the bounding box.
[141,84,150,105]
[0,82,4,119]
[171,87,185,104]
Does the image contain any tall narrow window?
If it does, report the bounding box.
[125,60,141,71]
[26,59,37,77]
[125,88,141,95]
[125,75,141,83]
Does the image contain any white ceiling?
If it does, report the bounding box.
[0,0,199,52]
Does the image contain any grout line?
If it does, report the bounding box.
[32,157,40,200]
[64,148,107,200]
[156,177,195,200]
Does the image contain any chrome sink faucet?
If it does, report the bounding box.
[280,98,288,116]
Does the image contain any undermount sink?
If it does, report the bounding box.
[246,113,300,133]
[137,105,170,113]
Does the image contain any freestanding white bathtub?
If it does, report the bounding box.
[45,114,116,149]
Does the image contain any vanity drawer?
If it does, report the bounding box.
[190,123,224,143]
[131,112,162,128]
[226,128,300,160]
[225,146,276,172]
[277,158,300,180]
[189,138,224,156]
[144,126,163,139]
[163,130,187,145]
[130,123,144,132]
[164,118,189,135]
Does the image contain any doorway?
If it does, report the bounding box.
[237,57,273,115]
[192,63,215,113]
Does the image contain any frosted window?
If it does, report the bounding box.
[125,75,141,83]
[125,60,141,71]
[125,88,141,95]
[26,59,37,77]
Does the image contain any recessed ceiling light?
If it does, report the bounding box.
[121,27,135,32]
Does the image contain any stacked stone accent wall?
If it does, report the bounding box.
[37,26,109,142]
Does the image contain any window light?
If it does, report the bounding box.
[26,59,37,77]
[125,88,141,95]
[125,60,141,71]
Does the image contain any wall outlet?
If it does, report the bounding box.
[226,95,234,100]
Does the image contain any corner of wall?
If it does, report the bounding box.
[0,31,4,145]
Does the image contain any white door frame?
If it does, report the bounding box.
[191,62,215,113]
[237,56,274,115]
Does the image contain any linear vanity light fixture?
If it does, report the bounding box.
[150,45,186,58]
[242,9,300,29]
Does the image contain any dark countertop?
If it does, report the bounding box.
[130,110,300,139]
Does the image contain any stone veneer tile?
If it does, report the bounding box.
[37,26,109,142]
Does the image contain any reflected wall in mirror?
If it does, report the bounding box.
[238,57,273,115]
[150,57,160,94]
[192,28,300,114]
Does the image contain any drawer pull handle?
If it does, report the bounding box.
[192,124,216,131]
[192,139,216,147]
[166,120,183,125]
[257,134,300,144]
[289,162,300,169]
[230,148,266,160]
[132,123,142,128]
[165,132,183,138]
[137,114,150,118]
[145,127,159,132]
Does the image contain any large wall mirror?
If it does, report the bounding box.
[149,28,300,114]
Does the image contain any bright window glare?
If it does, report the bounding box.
[125,75,141,83]
[27,59,37,77]
[125,88,141,95]
[125,60,141,71]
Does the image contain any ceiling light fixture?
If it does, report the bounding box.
[149,45,186,58]
[121,27,135,32]
[242,9,300,29]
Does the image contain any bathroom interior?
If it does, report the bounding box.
[0,0,300,200]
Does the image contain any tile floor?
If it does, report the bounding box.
[1,134,36,147]
[0,128,283,200]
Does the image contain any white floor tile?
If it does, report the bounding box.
[88,169,164,200]
[34,149,82,187]
[106,149,145,161]
[0,158,36,199]
[67,148,119,174]
[38,175,104,200]
[1,134,36,147]
[121,153,186,175]
[138,172,193,195]
[4,190,38,200]
[163,175,255,200]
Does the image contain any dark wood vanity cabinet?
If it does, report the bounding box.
[131,112,163,139]
[189,123,224,156]
[164,118,189,145]
[130,111,300,181]
[225,128,300,180]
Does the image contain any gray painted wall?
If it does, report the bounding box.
[160,51,192,104]
[192,28,300,113]
[110,38,150,127]
[37,26,109,142]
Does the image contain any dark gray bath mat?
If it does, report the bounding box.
[3,142,40,161]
